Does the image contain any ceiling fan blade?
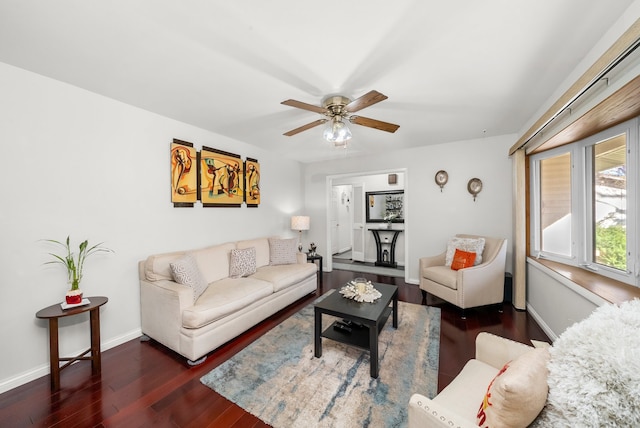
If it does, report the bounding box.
[345,90,388,113]
[283,119,327,136]
[281,99,327,114]
[350,116,400,133]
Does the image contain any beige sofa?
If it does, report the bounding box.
[409,332,543,428]
[139,237,317,363]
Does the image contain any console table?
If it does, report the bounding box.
[36,296,108,391]
[369,228,403,268]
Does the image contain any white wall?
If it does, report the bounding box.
[303,135,515,283]
[0,62,305,393]
[527,260,606,340]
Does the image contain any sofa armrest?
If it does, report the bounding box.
[296,252,308,264]
[419,252,446,270]
[409,394,478,428]
[475,332,533,369]
[140,276,193,354]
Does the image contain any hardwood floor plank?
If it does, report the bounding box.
[0,270,550,427]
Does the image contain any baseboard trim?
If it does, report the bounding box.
[0,328,142,395]
[526,303,558,342]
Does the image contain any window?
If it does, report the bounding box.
[591,134,627,271]
[539,152,572,257]
[530,118,638,286]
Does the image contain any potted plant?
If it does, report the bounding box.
[44,236,114,304]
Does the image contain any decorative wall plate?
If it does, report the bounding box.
[467,178,483,201]
[435,170,448,191]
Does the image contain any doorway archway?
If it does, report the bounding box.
[326,169,408,280]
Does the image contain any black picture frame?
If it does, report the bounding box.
[365,190,404,223]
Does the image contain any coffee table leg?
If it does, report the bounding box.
[369,321,379,378]
[314,309,322,357]
[393,293,398,328]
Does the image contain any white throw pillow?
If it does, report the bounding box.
[445,237,485,266]
[268,237,298,265]
[169,253,208,303]
[229,247,257,278]
[477,348,550,428]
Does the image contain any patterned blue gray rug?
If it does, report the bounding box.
[200,294,440,427]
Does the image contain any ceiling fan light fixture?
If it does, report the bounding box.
[323,116,352,145]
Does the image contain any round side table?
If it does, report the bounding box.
[36,296,108,391]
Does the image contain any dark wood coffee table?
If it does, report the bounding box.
[314,283,398,378]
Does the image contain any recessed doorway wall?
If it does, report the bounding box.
[327,169,407,279]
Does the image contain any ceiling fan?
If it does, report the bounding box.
[281,90,399,144]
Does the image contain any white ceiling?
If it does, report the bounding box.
[0,1,635,163]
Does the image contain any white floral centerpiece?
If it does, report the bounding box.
[383,212,398,228]
[339,278,382,303]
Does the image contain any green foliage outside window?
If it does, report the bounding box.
[595,224,626,270]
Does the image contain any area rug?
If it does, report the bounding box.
[200,293,441,427]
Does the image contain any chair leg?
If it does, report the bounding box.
[421,289,427,305]
[460,308,467,320]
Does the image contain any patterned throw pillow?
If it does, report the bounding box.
[268,237,298,265]
[477,348,550,428]
[169,253,208,303]
[450,249,477,270]
[445,237,485,266]
[229,247,257,278]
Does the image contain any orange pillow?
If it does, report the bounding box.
[451,249,476,270]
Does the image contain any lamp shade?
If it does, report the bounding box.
[291,216,310,231]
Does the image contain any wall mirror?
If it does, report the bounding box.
[365,190,404,223]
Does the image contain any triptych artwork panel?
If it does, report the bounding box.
[170,139,260,208]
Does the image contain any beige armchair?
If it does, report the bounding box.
[408,332,537,428]
[419,234,507,313]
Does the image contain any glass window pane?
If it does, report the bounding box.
[593,134,627,270]
[540,153,572,256]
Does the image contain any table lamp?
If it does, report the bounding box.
[291,216,310,252]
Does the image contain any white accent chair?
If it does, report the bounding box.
[408,332,534,428]
[419,234,507,313]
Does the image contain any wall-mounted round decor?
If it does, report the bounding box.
[434,170,448,192]
[467,178,482,201]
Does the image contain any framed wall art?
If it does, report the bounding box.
[200,146,243,207]
[170,139,198,207]
[244,158,261,207]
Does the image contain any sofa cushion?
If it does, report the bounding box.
[250,263,316,292]
[477,348,550,428]
[268,237,298,265]
[145,250,185,281]
[169,254,209,303]
[191,242,236,284]
[451,249,477,271]
[229,247,257,278]
[182,277,273,328]
[237,238,270,268]
[445,237,485,266]
[422,266,458,290]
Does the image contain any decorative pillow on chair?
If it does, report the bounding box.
[477,348,550,428]
[268,237,298,265]
[230,247,257,278]
[445,237,485,266]
[451,249,477,270]
[169,253,209,303]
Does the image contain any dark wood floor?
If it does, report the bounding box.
[0,270,550,427]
